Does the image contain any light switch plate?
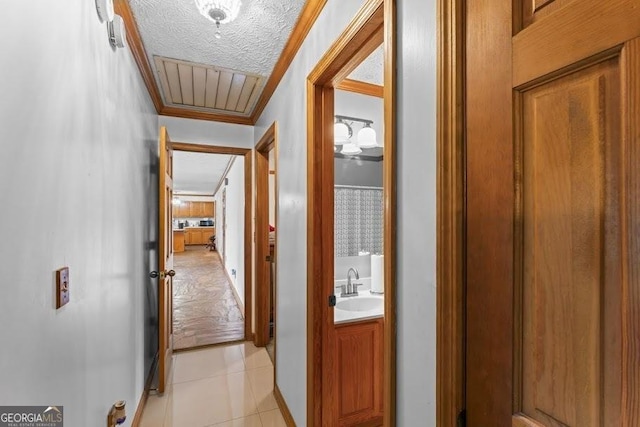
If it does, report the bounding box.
[56,267,70,308]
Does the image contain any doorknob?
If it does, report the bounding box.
[149,270,176,279]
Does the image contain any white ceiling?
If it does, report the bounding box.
[348,46,383,86]
[129,0,306,116]
[173,151,234,194]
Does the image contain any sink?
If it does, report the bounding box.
[336,297,383,312]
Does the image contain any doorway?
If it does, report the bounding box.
[170,142,254,351]
[255,122,278,358]
[306,0,396,425]
[437,0,640,425]
[170,150,243,350]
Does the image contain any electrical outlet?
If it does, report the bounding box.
[56,267,70,308]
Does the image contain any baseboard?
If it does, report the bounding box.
[131,352,158,427]
[215,251,245,316]
[274,384,296,426]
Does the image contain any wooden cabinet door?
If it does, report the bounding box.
[466,0,640,425]
[334,319,383,426]
[203,202,214,217]
[176,202,189,218]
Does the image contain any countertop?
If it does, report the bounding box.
[333,278,384,324]
[173,226,215,232]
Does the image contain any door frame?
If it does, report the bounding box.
[436,0,465,425]
[306,0,396,424]
[254,122,278,348]
[170,142,254,341]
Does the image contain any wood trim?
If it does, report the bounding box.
[255,122,278,347]
[160,106,254,125]
[336,78,384,98]
[118,0,327,125]
[382,0,397,424]
[621,37,640,426]
[171,142,253,341]
[274,384,296,427]
[114,0,163,113]
[308,0,384,86]
[130,353,158,427]
[170,142,250,156]
[306,0,395,425]
[512,0,640,87]
[213,157,237,198]
[250,0,329,123]
[243,152,253,340]
[436,0,465,424]
[173,193,215,197]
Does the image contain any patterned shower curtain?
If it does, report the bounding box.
[334,186,384,257]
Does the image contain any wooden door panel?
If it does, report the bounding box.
[521,0,573,29]
[466,0,640,424]
[158,126,174,393]
[335,319,383,426]
[515,58,621,427]
[513,0,640,88]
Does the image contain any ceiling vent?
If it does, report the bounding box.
[154,56,263,116]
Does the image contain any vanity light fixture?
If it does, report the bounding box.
[195,0,243,39]
[334,118,352,145]
[334,115,378,154]
[356,122,377,148]
[341,142,363,155]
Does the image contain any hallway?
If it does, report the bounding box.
[173,246,245,350]
[140,342,286,426]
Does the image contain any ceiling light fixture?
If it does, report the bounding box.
[194,0,242,39]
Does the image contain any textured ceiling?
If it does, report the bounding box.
[348,45,383,86]
[129,0,306,115]
[173,151,234,194]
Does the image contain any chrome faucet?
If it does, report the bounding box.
[346,267,360,296]
[335,268,361,298]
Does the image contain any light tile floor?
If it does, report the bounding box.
[140,342,287,427]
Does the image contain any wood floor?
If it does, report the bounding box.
[172,246,244,350]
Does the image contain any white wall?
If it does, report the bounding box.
[254,0,437,424]
[396,0,438,423]
[159,116,254,148]
[214,158,245,305]
[0,1,158,426]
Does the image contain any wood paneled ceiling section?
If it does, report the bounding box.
[155,57,263,116]
[115,0,328,125]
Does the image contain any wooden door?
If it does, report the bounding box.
[465,1,640,425]
[157,126,175,393]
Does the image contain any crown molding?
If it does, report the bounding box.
[114,0,163,112]
[116,0,328,126]
[250,0,328,123]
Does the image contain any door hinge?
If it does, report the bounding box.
[457,410,466,427]
[328,295,336,307]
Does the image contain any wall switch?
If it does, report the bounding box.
[232,269,236,277]
[56,267,70,308]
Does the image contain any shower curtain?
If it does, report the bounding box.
[334,185,384,257]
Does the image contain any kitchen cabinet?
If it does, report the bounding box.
[173,230,185,253]
[172,201,215,218]
[184,227,215,245]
